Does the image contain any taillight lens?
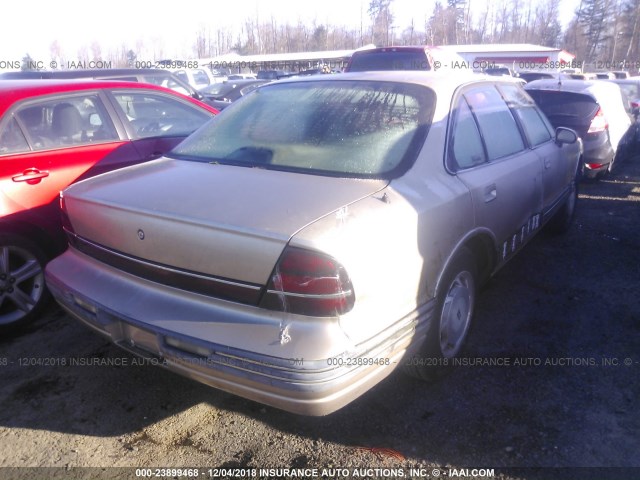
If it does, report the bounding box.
[587,108,608,134]
[59,192,75,234]
[585,163,604,170]
[260,247,355,317]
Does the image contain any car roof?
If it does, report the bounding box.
[0,79,217,114]
[275,69,517,88]
[610,77,640,84]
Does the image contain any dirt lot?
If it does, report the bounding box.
[1,158,639,480]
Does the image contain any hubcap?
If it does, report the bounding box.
[439,271,474,358]
[0,245,45,326]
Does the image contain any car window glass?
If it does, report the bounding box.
[192,70,211,85]
[112,91,211,138]
[171,80,435,178]
[0,117,30,155]
[140,74,192,96]
[450,98,487,169]
[464,86,524,160]
[500,84,552,146]
[14,95,118,150]
[174,71,189,84]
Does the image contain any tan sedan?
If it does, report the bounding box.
[46,72,581,415]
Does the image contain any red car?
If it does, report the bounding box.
[0,79,218,332]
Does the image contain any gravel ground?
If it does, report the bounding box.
[1,157,639,480]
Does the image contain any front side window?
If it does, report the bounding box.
[170,80,436,178]
[112,91,212,138]
[464,86,525,160]
[500,84,552,147]
[12,94,118,150]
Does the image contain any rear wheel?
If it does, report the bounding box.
[0,234,49,333]
[404,248,477,381]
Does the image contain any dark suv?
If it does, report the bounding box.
[345,46,462,72]
[525,79,632,178]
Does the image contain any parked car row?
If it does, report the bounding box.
[198,79,269,110]
[2,59,634,415]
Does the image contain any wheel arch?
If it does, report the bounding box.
[434,229,497,298]
[0,218,62,260]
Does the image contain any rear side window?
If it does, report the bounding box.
[112,91,211,138]
[500,84,552,146]
[192,70,211,85]
[464,86,525,160]
[450,99,487,169]
[347,51,430,72]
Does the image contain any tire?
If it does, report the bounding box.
[404,247,477,381]
[0,234,50,333]
[547,170,578,234]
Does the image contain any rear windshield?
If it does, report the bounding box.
[170,80,435,179]
[347,51,431,72]
[526,90,598,129]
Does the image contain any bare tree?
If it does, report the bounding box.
[368,0,394,45]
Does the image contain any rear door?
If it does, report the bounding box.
[500,84,572,215]
[0,92,128,216]
[448,84,543,263]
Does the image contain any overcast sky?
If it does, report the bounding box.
[1,0,580,66]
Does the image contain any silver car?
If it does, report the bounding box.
[46,72,581,415]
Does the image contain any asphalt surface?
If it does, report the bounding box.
[1,157,639,480]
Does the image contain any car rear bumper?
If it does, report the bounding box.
[583,136,615,177]
[45,247,434,416]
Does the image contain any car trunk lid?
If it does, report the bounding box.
[63,158,387,289]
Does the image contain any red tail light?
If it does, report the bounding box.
[260,247,355,317]
[585,163,604,170]
[587,108,608,134]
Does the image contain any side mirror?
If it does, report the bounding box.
[556,127,578,145]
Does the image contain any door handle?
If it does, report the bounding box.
[12,169,50,184]
[544,157,551,169]
[484,184,497,203]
